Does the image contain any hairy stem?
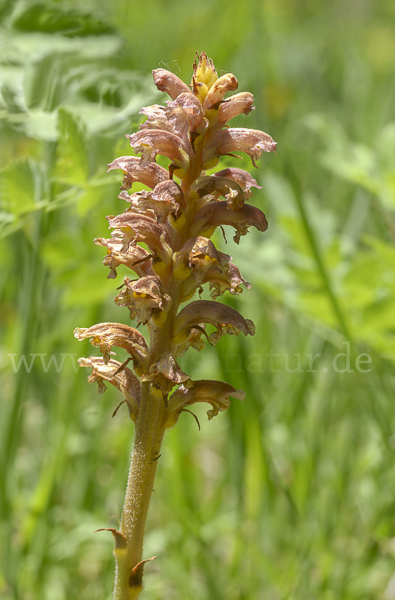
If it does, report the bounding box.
[113,382,166,600]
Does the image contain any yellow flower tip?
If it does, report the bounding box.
[200,226,216,238]
[179,289,196,303]
[204,107,218,122]
[133,292,147,298]
[173,331,189,345]
[151,310,168,327]
[193,52,218,102]
[173,262,192,281]
[168,212,186,231]
[195,82,209,103]
[150,386,163,399]
[170,165,187,180]
[202,156,219,170]
[152,260,167,276]
[195,52,218,89]
[204,254,217,263]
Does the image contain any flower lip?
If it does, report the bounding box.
[151,179,185,209]
[179,239,250,300]
[204,260,251,299]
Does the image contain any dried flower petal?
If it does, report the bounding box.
[78,357,141,421]
[166,379,245,427]
[127,130,190,169]
[205,261,251,299]
[95,235,154,279]
[173,236,225,294]
[115,276,169,324]
[192,175,246,208]
[174,327,206,357]
[213,167,262,196]
[151,179,185,214]
[121,180,184,223]
[107,156,169,191]
[191,201,268,243]
[174,300,255,349]
[141,352,189,392]
[139,105,174,133]
[107,212,173,264]
[74,322,148,372]
[173,236,249,300]
[166,92,205,135]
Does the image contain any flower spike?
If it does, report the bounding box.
[74,52,276,600]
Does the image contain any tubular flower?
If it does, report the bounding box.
[74,52,276,600]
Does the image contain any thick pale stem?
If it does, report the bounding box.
[113,382,166,600]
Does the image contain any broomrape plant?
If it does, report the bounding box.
[74,52,276,599]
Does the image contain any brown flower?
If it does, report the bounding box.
[213,167,262,196]
[191,201,268,243]
[141,353,189,392]
[202,127,277,168]
[173,300,255,351]
[166,379,245,427]
[107,212,173,264]
[115,276,170,325]
[107,155,169,191]
[94,235,153,279]
[78,357,141,421]
[126,130,189,170]
[74,322,148,373]
[216,92,255,125]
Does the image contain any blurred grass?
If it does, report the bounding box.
[1,0,395,598]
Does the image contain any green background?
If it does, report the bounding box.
[1,0,395,598]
